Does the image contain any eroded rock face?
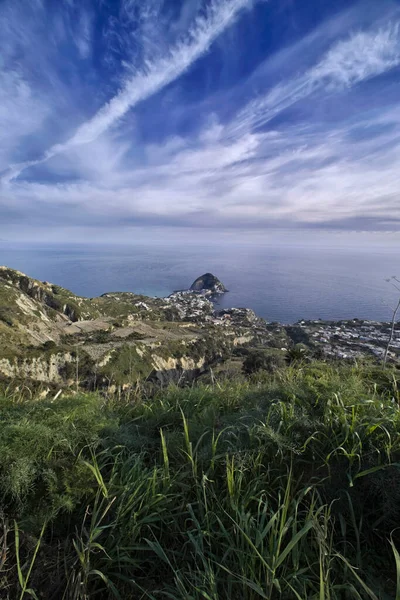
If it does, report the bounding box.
[190,273,228,295]
[0,352,75,383]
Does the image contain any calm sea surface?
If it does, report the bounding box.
[1,235,399,324]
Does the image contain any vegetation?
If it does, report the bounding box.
[241,348,286,374]
[1,361,400,598]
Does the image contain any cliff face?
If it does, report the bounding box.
[0,267,269,391]
[0,352,75,383]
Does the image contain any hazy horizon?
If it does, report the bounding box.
[2,228,400,248]
[1,234,399,324]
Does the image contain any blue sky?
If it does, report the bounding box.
[1,0,400,241]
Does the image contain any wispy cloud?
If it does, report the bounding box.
[311,23,400,86]
[73,10,93,59]
[1,0,400,238]
[6,102,400,231]
[2,0,253,183]
[230,22,400,136]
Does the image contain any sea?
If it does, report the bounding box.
[1,230,399,324]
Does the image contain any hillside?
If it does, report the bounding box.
[0,266,277,391]
[0,266,399,397]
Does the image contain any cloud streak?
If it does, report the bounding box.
[230,21,400,136]
[2,0,253,183]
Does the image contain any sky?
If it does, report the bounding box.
[1,0,400,242]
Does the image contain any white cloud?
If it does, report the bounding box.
[0,71,49,170]
[74,10,93,59]
[310,23,400,87]
[69,0,251,145]
[3,0,253,183]
[230,21,400,136]
[2,0,400,235]
[6,103,400,230]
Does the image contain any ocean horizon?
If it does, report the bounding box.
[1,232,399,324]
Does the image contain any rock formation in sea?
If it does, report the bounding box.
[190,273,228,295]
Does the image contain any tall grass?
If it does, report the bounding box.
[0,362,400,598]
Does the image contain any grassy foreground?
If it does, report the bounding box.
[1,363,400,598]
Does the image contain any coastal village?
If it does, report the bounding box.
[150,281,400,364]
[293,319,400,361]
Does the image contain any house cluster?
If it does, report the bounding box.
[295,319,400,361]
[164,291,215,322]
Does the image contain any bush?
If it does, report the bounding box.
[125,331,146,340]
[42,340,57,351]
[91,330,110,343]
[0,394,116,522]
[0,307,14,327]
[286,342,309,363]
[242,348,286,375]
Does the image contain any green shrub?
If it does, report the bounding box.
[286,342,309,363]
[91,330,110,343]
[242,348,286,375]
[125,331,146,340]
[0,393,116,522]
[0,307,14,327]
[41,340,57,351]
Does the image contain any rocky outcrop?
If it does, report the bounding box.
[0,352,75,383]
[0,266,82,322]
[190,273,228,295]
[150,354,207,384]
